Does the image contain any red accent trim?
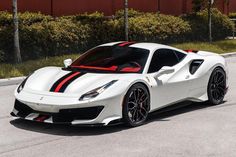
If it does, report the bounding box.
[54,72,80,92]
[184,50,198,53]
[118,42,135,47]
[71,65,118,71]
[185,49,193,53]
[35,115,50,122]
[120,67,141,72]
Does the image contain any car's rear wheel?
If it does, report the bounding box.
[207,67,226,105]
[122,83,150,127]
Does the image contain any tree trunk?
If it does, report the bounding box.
[12,0,22,63]
[124,0,129,41]
[208,0,212,43]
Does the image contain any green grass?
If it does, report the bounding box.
[172,40,236,54]
[0,54,78,79]
[0,40,236,79]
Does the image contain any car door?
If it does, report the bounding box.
[148,48,191,110]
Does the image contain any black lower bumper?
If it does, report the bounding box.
[11,99,104,125]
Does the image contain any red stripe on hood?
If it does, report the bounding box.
[54,72,80,92]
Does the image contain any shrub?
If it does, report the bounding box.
[69,12,118,47]
[110,11,191,43]
[41,19,90,56]
[184,8,234,41]
[0,9,234,63]
[0,11,12,26]
[0,12,90,62]
[18,19,90,60]
[0,11,52,27]
[0,25,14,62]
[18,12,52,25]
[129,13,191,43]
[0,50,4,62]
[115,8,143,18]
[229,12,236,19]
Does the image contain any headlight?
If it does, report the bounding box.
[17,75,30,93]
[79,80,118,101]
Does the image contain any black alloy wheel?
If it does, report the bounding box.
[123,83,150,127]
[207,67,226,105]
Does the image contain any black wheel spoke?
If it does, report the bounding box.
[131,109,137,122]
[217,75,224,82]
[128,101,136,109]
[139,110,145,119]
[139,96,148,104]
[209,69,226,102]
[217,79,225,86]
[213,72,218,83]
[127,87,149,124]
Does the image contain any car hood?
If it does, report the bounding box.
[23,67,140,95]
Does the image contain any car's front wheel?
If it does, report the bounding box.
[122,83,150,127]
[207,67,226,105]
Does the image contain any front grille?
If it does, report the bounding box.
[54,106,104,123]
[12,99,104,123]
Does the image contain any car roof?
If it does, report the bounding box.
[99,42,187,55]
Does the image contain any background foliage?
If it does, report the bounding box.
[0,8,234,63]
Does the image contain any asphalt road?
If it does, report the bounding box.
[0,57,236,157]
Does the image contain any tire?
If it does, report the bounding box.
[122,83,150,127]
[207,67,226,105]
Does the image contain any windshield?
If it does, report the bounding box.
[70,46,149,73]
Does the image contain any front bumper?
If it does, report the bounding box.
[12,91,123,125]
[11,99,106,125]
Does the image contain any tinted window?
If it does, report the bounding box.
[71,46,149,73]
[148,49,179,73]
[174,50,186,62]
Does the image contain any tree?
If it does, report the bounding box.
[12,0,22,63]
[192,0,204,12]
[208,0,214,43]
[192,0,211,12]
[192,0,214,42]
[124,0,128,41]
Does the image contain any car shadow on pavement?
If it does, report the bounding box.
[147,101,216,123]
[10,101,225,136]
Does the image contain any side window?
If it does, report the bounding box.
[148,49,179,73]
[174,50,186,62]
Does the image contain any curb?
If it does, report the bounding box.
[0,52,236,87]
[221,52,236,58]
[0,76,26,87]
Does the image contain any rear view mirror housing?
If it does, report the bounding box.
[154,66,175,78]
[64,59,72,68]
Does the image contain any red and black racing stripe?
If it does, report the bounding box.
[113,41,136,47]
[118,41,136,47]
[50,71,85,93]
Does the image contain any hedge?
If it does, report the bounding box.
[229,12,236,19]
[183,8,234,41]
[0,9,234,63]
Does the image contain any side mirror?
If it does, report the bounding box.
[154,66,175,78]
[63,59,72,68]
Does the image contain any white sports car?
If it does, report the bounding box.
[11,42,228,127]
